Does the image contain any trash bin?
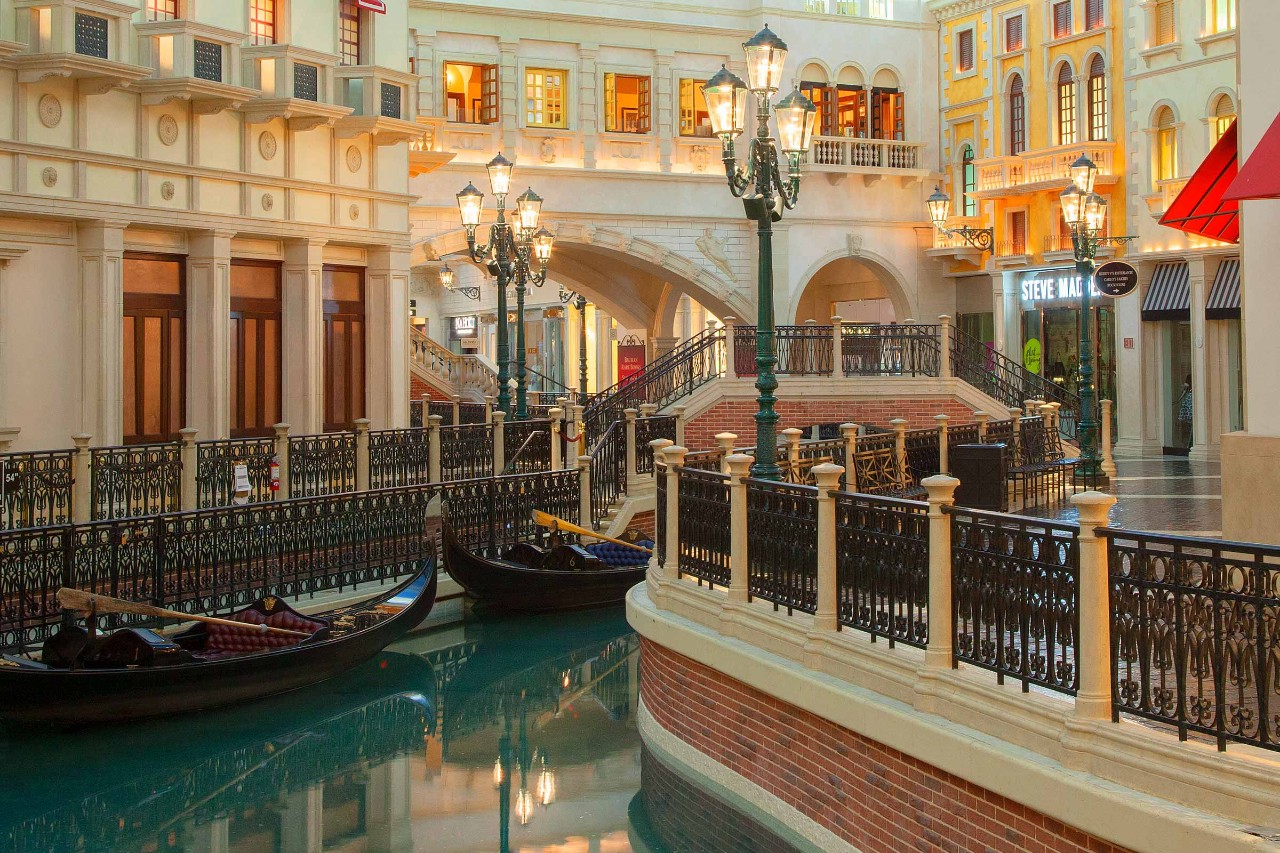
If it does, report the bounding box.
[950,443,1007,511]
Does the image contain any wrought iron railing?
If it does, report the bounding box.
[502,419,551,475]
[439,423,493,481]
[746,479,818,614]
[1104,529,1280,752]
[287,433,356,498]
[428,400,455,425]
[195,437,276,508]
[442,469,580,559]
[409,398,425,429]
[676,467,731,588]
[635,415,678,475]
[90,443,182,521]
[368,428,432,489]
[0,449,74,531]
[841,324,941,376]
[776,325,834,375]
[779,437,845,485]
[458,402,488,424]
[655,460,667,567]
[834,492,929,648]
[950,326,1080,439]
[948,507,1080,695]
[588,420,626,529]
[902,427,940,488]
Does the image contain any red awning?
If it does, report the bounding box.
[1224,110,1280,201]
[1159,121,1238,244]
[356,0,386,12]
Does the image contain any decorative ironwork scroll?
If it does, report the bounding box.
[588,420,626,529]
[439,423,493,481]
[369,428,432,489]
[634,416,677,475]
[835,492,929,648]
[0,449,73,530]
[287,433,356,498]
[745,479,818,614]
[196,437,276,508]
[676,468,731,588]
[840,323,940,377]
[90,444,181,521]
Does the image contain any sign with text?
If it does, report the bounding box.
[450,315,478,339]
[1095,261,1139,297]
[617,343,646,381]
[1019,269,1108,305]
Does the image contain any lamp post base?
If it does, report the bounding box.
[1073,467,1109,491]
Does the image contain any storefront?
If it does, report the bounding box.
[1015,268,1116,405]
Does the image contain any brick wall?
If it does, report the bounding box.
[410,375,453,402]
[641,639,1132,853]
[684,398,976,451]
[626,509,656,540]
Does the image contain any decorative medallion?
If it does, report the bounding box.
[160,181,175,201]
[41,167,57,188]
[348,203,360,221]
[37,95,62,129]
[540,137,556,164]
[690,145,710,173]
[157,114,179,146]
[258,131,278,160]
[345,145,362,172]
[261,193,274,211]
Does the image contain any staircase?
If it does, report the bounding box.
[949,327,1082,439]
[409,326,498,402]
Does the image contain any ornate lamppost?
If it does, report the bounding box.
[704,27,816,479]
[559,286,590,402]
[457,156,554,419]
[925,186,994,251]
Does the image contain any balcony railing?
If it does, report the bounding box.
[975,141,1118,194]
[805,136,925,172]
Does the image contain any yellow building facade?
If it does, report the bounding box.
[929,0,1126,407]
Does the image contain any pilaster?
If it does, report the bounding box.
[78,220,128,445]
[0,246,30,436]
[187,230,235,439]
[282,238,327,435]
[579,45,599,169]
[367,246,411,429]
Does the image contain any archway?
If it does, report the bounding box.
[789,253,912,325]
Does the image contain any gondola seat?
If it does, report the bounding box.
[190,599,327,658]
[584,541,652,568]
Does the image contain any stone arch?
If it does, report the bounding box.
[834,63,866,87]
[870,65,902,89]
[1206,87,1237,121]
[787,248,914,326]
[797,59,832,83]
[1148,98,1180,127]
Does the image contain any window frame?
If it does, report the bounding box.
[961,143,977,217]
[146,0,180,21]
[524,66,569,130]
[1207,0,1237,34]
[249,0,277,47]
[1087,55,1109,142]
[338,0,361,66]
[1085,0,1104,32]
[1154,106,1178,184]
[954,25,976,76]
[1153,0,1176,47]
[677,77,712,137]
[1052,0,1073,39]
[1056,62,1078,146]
[1003,12,1026,53]
[602,72,652,134]
[444,60,500,125]
[1008,74,1027,155]
[1211,93,1236,144]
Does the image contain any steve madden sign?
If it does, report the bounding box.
[1019,270,1108,304]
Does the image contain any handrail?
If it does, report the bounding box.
[409,325,498,398]
[949,326,1080,438]
[502,429,549,475]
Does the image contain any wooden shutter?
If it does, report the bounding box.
[679,78,694,135]
[603,72,617,132]
[1086,0,1104,30]
[1010,211,1027,255]
[480,64,499,124]
[957,29,974,72]
[1005,14,1024,51]
[638,76,651,133]
[122,255,186,444]
[1054,1,1072,38]
[1009,75,1026,154]
[323,267,366,432]
[1155,0,1175,45]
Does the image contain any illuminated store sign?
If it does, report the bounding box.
[1019,270,1106,304]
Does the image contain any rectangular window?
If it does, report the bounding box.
[1154,0,1175,45]
[294,63,318,101]
[1089,73,1108,141]
[1157,127,1177,181]
[338,0,361,66]
[1208,0,1236,34]
[526,67,566,129]
[1009,211,1027,256]
[380,82,402,119]
[1053,0,1073,38]
[1085,0,1104,31]
[146,0,179,21]
[193,40,223,82]
[870,90,905,141]
[446,62,498,124]
[1058,80,1077,145]
[249,0,276,46]
[1005,15,1025,51]
[956,28,974,73]
[74,13,109,59]
[604,73,651,134]
[678,79,712,137]
[230,261,282,439]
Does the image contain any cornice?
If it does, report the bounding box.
[928,0,996,24]
[409,0,754,38]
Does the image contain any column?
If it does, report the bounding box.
[595,307,612,390]
[282,238,326,435]
[812,463,844,631]
[0,247,29,436]
[187,230,234,439]
[276,785,323,853]
[923,475,959,669]
[1186,256,1211,458]
[364,757,413,852]
[1117,260,1157,453]
[655,50,675,172]
[725,453,751,604]
[78,220,128,444]
[579,45,600,169]
[498,38,520,154]
[367,246,411,429]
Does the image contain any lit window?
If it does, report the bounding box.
[1212,93,1236,143]
[1155,106,1177,183]
[1008,74,1026,154]
[867,0,893,19]
[1005,14,1025,51]
[1153,0,1175,46]
[1053,1,1073,38]
[678,79,711,137]
[604,73,651,134]
[1087,55,1109,141]
[446,63,499,124]
[956,28,974,73]
[1057,63,1077,145]
[1086,0,1104,31]
[1207,0,1236,34]
[147,0,179,21]
[526,68,566,129]
[249,0,276,46]
[961,144,976,217]
[871,89,904,141]
[338,0,360,65]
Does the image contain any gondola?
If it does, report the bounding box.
[0,559,438,725]
[441,517,650,612]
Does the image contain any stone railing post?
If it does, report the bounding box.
[1100,399,1117,478]
[639,402,658,418]
[975,411,989,441]
[923,475,960,669]
[427,415,442,482]
[937,314,953,379]
[492,411,506,475]
[484,395,493,424]
[725,452,752,604]
[662,445,688,568]
[71,433,93,523]
[572,403,587,459]
[812,462,844,631]
[1024,399,1038,417]
[624,408,638,487]
[272,423,290,500]
[650,438,674,485]
[830,315,843,377]
[1009,406,1023,458]
[840,423,859,491]
[179,427,198,510]
[781,427,803,482]
[722,316,738,378]
[715,432,737,473]
[419,393,430,425]
[935,414,950,475]
[0,428,17,453]
[549,407,563,470]
[578,454,593,529]
[1071,491,1118,721]
[891,418,908,487]
[451,394,461,426]
[354,418,370,491]
[672,405,687,447]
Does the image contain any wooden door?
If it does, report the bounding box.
[323,266,366,432]
[123,254,186,444]
[230,260,282,437]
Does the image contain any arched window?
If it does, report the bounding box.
[961,144,976,216]
[1155,106,1177,183]
[1008,74,1026,155]
[1056,62,1077,145]
[1212,93,1237,143]
[1087,55,1108,141]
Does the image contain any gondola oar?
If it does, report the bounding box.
[531,510,653,554]
[56,588,313,638]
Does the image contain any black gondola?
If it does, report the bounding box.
[441,518,649,612]
[0,560,438,725]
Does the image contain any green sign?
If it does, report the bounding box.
[1023,338,1042,374]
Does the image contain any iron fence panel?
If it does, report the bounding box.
[287,433,356,498]
[90,443,181,521]
[676,468,731,588]
[0,449,74,530]
[746,479,818,613]
[835,492,929,647]
[196,437,276,508]
[369,429,432,489]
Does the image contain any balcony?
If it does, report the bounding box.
[408,116,455,177]
[925,219,988,265]
[1145,176,1190,218]
[132,19,258,114]
[972,141,1119,198]
[802,136,930,186]
[801,0,908,20]
[334,65,423,146]
[241,44,352,131]
[1042,233,1118,263]
[11,0,151,94]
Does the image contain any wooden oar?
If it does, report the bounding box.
[56,588,313,638]
[531,510,653,554]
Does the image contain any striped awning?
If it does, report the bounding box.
[1206,258,1241,320]
[1141,262,1190,321]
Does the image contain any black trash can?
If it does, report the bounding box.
[950,443,1008,511]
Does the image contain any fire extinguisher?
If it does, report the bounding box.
[270,457,281,492]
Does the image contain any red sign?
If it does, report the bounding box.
[617,344,646,381]
[1123,337,1135,349]
[356,0,387,11]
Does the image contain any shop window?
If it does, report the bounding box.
[1008,74,1026,154]
[1212,93,1236,143]
[956,28,975,73]
[961,144,976,216]
[1207,0,1236,34]
[446,62,498,124]
[249,0,276,46]
[526,68,566,129]
[1086,0,1104,31]
[1154,106,1177,183]
[338,0,361,66]
[1154,0,1175,46]
[1053,0,1073,38]
[147,0,179,21]
[678,79,711,136]
[604,73,651,134]
[1005,14,1025,51]
[1087,55,1108,141]
[1057,62,1077,145]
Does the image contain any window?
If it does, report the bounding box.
[871,89,904,140]
[1057,63,1077,145]
[1154,0,1175,46]
[801,81,867,137]
[1008,74,1026,154]
[1009,210,1027,256]
[146,0,179,20]
[961,144,976,217]
[1087,55,1108,141]
[956,28,975,73]
[679,79,711,137]
[526,68,566,128]
[249,0,276,46]
[1208,0,1236,34]
[230,262,282,438]
[338,0,361,65]
[122,255,186,445]
[1005,14,1025,51]
[1053,1,1073,38]
[604,73,651,133]
[323,267,366,432]
[74,13,108,58]
[1085,0,1104,31]
[446,62,498,124]
[1155,106,1177,182]
[1212,93,1236,143]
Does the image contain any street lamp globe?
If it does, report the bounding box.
[438,261,454,289]
[1084,192,1108,234]
[515,187,543,234]
[742,25,788,94]
[703,65,748,139]
[926,185,952,229]
[485,152,514,198]
[533,227,555,264]
[774,87,817,155]
[1060,183,1086,228]
[456,183,484,228]
[1069,154,1099,195]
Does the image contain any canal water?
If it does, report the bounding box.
[0,606,805,853]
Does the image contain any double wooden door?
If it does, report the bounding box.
[323,266,366,432]
[230,261,282,437]
[123,254,186,445]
